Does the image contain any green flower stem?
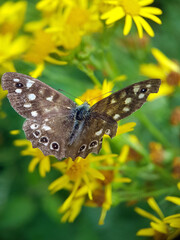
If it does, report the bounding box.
[116,186,178,203]
[76,61,101,87]
[136,111,171,148]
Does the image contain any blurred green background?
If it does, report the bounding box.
[0,0,180,239]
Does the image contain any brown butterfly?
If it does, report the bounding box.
[1,72,161,160]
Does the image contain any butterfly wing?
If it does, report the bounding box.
[1,72,76,119]
[65,111,118,160]
[23,116,75,160]
[2,72,77,160]
[66,79,161,160]
[90,79,161,121]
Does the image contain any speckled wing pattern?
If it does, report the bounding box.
[1,72,76,160]
[1,72,161,160]
[91,79,161,122]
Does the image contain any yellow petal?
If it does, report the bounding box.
[118,145,129,163]
[165,196,180,206]
[139,0,154,6]
[39,156,51,177]
[140,63,166,79]
[123,15,132,35]
[10,130,20,135]
[98,208,107,225]
[152,48,179,72]
[140,11,162,24]
[48,175,69,192]
[141,7,162,15]
[135,207,161,223]
[150,222,168,234]
[138,16,154,37]
[116,122,136,136]
[133,16,143,38]
[59,178,81,212]
[147,83,174,101]
[101,7,125,25]
[147,198,164,219]
[45,56,67,65]
[88,168,105,180]
[164,213,180,221]
[136,228,154,236]
[30,63,44,78]
[28,157,40,173]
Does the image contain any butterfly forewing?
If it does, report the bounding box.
[91,79,161,121]
[1,72,76,119]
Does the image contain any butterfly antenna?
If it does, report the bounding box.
[58,89,84,103]
[87,91,113,104]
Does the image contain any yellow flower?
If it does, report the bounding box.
[135,197,180,239]
[0,34,29,73]
[24,31,67,78]
[0,1,26,35]
[164,183,180,239]
[35,0,102,51]
[49,155,108,212]
[165,182,180,206]
[101,0,162,38]
[0,84,7,118]
[140,48,180,101]
[14,139,51,177]
[75,79,114,106]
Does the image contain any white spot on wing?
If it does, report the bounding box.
[28,93,36,101]
[121,91,126,98]
[46,96,53,102]
[133,85,140,94]
[26,79,35,88]
[123,107,130,112]
[13,78,19,82]
[33,130,41,138]
[95,129,103,136]
[111,98,116,104]
[30,123,39,129]
[113,114,120,120]
[31,111,38,117]
[42,125,51,131]
[146,84,151,88]
[105,129,111,135]
[138,93,145,99]
[125,98,132,104]
[24,103,32,108]
[15,89,22,93]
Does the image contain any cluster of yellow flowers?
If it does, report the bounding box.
[0,0,180,239]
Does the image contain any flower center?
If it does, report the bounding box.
[120,0,140,16]
[66,159,89,181]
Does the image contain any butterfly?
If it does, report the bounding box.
[1,72,161,160]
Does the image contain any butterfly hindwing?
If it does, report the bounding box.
[91,79,161,121]
[23,115,75,160]
[65,112,118,160]
[1,72,76,119]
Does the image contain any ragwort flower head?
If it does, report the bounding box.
[0,1,26,35]
[101,0,162,38]
[135,197,180,240]
[140,48,180,100]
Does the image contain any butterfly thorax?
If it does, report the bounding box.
[75,102,90,120]
[68,102,90,145]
